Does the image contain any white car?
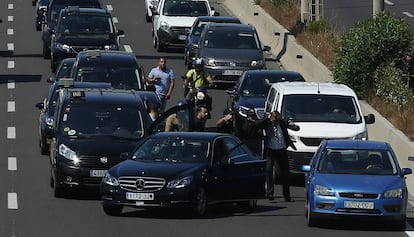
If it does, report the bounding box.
[144,0,159,22]
[152,0,218,52]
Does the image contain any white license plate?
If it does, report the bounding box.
[126,192,154,201]
[178,35,187,40]
[344,201,374,209]
[89,170,107,177]
[223,70,243,76]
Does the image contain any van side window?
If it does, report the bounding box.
[266,89,276,113]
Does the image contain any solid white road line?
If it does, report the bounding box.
[8,61,15,69]
[8,193,18,209]
[124,45,133,53]
[8,157,17,171]
[8,101,15,112]
[7,29,14,35]
[403,12,414,18]
[8,43,14,51]
[7,81,15,89]
[8,16,13,22]
[7,127,16,139]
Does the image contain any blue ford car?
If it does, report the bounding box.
[302,139,412,230]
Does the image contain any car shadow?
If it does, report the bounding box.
[118,202,289,219]
[311,217,410,231]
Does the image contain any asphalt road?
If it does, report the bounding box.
[0,0,413,236]
[324,0,414,34]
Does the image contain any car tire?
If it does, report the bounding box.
[53,176,65,198]
[40,137,49,155]
[239,199,258,209]
[191,187,207,218]
[43,41,51,59]
[36,23,41,31]
[306,200,317,227]
[103,204,123,216]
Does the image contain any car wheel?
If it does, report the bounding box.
[239,199,257,209]
[103,204,123,216]
[155,38,164,52]
[40,137,49,155]
[36,23,41,31]
[184,49,188,65]
[53,176,65,198]
[43,41,51,59]
[145,12,151,22]
[307,200,317,227]
[191,187,207,217]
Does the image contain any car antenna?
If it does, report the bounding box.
[317,83,320,94]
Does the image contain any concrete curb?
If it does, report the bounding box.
[222,0,414,206]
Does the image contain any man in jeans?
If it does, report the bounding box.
[147,57,175,112]
[253,110,299,202]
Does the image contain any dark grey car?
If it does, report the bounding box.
[193,23,270,84]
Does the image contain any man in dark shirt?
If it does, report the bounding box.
[193,105,209,132]
[216,109,233,133]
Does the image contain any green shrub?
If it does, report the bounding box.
[373,62,414,108]
[333,12,413,98]
[306,20,330,34]
[270,0,295,7]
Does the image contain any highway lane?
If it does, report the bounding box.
[0,0,412,236]
[324,0,414,34]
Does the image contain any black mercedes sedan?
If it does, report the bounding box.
[100,132,266,217]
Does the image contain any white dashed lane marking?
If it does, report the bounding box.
[106,5,113,11]
[8,16,13,22]
[124,45,133,53]
[8,61,15,69]
[384,0,394,6]
[8,157,17,171]
[8,81,15,89]
[403,12,414,18]
[8,101,15,112]
[8,193,18,210]
[8,3,13,9]
[112,17,118,24]
[8,43,14,51]
[7,29,14,35]
[7,127,16,139]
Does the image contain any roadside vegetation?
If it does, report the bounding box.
[256,0,414,140]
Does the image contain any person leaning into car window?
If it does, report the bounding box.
[183,58,213,98]
[147,57,175,112]
[216,108,234,134]
[252,110,299,202]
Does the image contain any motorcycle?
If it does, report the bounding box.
[181,75,213,118]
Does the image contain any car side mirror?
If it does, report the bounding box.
[263,45,271,52]
[120,152,130,160]
[47,77,55,83]
[401,168,412,176]
[35,102,44,110]
[364,114,375,124]
[117,29,125,36]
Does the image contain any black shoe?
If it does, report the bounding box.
[284,196,292,202]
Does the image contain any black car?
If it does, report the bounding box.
[35,79,112,155]
[100,132,266,216]
[184,16,241,69]
[47,57,75,83]
[70,50,148,91]
[49,87,160,197]
[226,70,305,138]
[35,0,50,31]
[42,0,102,59]
[50,6,124,72]
[193,23,271,84]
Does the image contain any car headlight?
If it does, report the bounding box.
[159,21,170,31]
[102,172,119,186]
[238,106,254,118]
[59,144,80,164]
[251,60,264,67]
[45,117,54,126]
[384,188,402,199]
[353,131,368,140]
[314,184,335,196]
[206,58,216,67]
[104,44,119,50]
[167,176,192,189]
[55,43,70,52]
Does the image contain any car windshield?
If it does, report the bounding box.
[240,74,304,96]
[317,148,398,175]
[59,105,144,139]
[131,137,210,163]
[74,66,141,90]
[55,62,74,80]
[281,94,362,123]
[163,0,208,17]
[49,3,101,22]
[204,30,259,49]
[57,14,113,34]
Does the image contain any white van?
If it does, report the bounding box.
[265,82,375,173]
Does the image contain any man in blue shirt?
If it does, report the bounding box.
[147,57,175,112]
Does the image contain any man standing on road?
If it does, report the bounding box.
[147,57,175,112]
[253,110,299,202]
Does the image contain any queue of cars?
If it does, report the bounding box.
[31,0,412,228]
